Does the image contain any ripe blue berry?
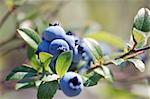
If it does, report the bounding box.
[75,37,81,46]
[43,25,66,42]
[78,42,93,72]
[60,72,83,97]
[80,52,92,73]
[81,42,93,61]
[49,39,70,56]
[69,45,84,69]
[69,62,79,69]
[36,40,50,54]
[72,46,82,63]
[64,34,75,49]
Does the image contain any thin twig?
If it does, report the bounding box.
[87,65,100,73]
[0,5,17,29]
[135,45,150,52]
[124,50,144,59]
[87,45,150,73]
[115,45,150,60]
[0,43,26,56]
[0,34,17,46]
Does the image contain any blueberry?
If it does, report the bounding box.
[64,34,76,49]
[79,52,93,73]
[72,46,82,63]
[69,45,85,69]
[81,42,93,62]
[60,72,83,97]
[74,37,81,46]
[82,52,92,62]
[78,42,93,72]
[69,61,80,71]
[49,39,70,56]
[36,40,50,54]
[63,31,80,50]
[43,25,66,42]
[64,31,83,62]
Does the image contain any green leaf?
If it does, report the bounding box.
[128,59,145,72]
[27,46,40,70]
[132,28,147,48]
[35,80,42,87]
[56,51,72,77]
[39,52,53,72]
[83,72,102,87]
[42,74,59,82]
[39,52,53,63]
[83,38,103,63]
[83,31,125,49]
[6,65,37,81]
[94,66,113,82]
[133,8,150,32]
[6,72,28,81]
[16,82,35,90]
[37,81,58,99]
[44,58,53,73]
[17,28,41,49]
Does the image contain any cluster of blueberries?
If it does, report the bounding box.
[36,23,86,70]
[36,23,114,97]
[36,23,91,97]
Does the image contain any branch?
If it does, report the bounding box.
[0,34,17,46]
[0,42,26,56]
[0,5,17,29]
[135,45,150,52]
[115,45,150,59]
[87,65,100,73]
[87,45,150,73]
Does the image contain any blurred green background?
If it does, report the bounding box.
[0,0,150,99]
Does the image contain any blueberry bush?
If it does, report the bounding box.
[5,8,150,99]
